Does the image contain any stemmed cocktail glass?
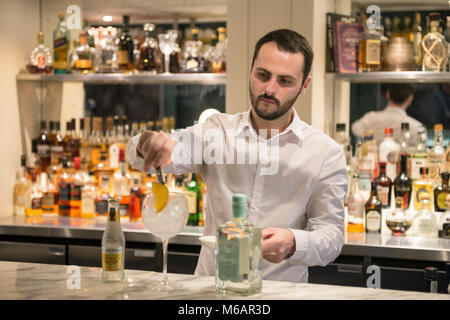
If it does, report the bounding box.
[142,191,189,290]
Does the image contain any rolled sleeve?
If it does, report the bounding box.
[286,145,348,267]
[127,134,146,172]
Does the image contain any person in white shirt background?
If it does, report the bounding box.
[127,29,348,282]
[351,83,424,144]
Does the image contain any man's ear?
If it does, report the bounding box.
[300,76,311,95]
[405,94,414,107]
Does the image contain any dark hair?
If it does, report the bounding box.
[386,83,415,104]
[251,29,314,86]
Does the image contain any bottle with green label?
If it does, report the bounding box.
[102,198,125,282]
[434,172,449,212]
[184,174,202,226]
[216,193,262,296]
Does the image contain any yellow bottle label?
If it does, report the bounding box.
[117,50,128,65]
[76,59,92,69]
[102,247,123,271]
[365,39,380,65]
[436,192,449,210]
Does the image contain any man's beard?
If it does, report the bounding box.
[249,88,301,121]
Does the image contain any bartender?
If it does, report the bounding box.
[127,29,348,283]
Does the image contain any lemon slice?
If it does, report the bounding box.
[152,182,169,213]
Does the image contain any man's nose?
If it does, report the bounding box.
[264,78,278,97]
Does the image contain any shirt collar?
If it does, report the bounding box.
[234,109,304,141]
[385,105,407,115]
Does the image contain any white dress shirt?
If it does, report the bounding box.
[351,105,424,144]
[127,110,348,283]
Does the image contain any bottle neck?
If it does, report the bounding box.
[400,157,408,173]
[434,130,443,148]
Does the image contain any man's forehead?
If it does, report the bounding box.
[253,42,304,77]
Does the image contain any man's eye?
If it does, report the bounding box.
[257,72,268,80]
[279,78,293,86]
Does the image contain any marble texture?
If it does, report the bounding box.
[0,261,448,300]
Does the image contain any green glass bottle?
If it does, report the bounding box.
[184,174,202,226]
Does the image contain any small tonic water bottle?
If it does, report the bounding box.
[215,193,262,295]
[102,198,125,282]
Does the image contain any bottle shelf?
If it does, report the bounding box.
[16,72,227,85]
[326,71,450,83]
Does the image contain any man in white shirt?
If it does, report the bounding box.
[351,84,424,144]
[127,29,348,282]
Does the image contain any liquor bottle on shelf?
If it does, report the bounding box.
[104,116,115,155]
[70,157,84,218]
[109,116,122,170]
[26,32,53,74]
[81,170,97,219]
[335,123,352,175]
[182,28,206,73]
[57,159,72,217]
[94,150,114,193]
[391,16,403,38]
[412,167,434,211]
[383,17,392,39]
[411,12,424,69]
[41,171,59,216]
[403,16,413,41]
[111,149,131,221]
[37,121,51,173]
[386,197,413,236]
[96,28,118,73]
[394,154,412,209]
[14,155,31,216]
[375,162,392,209]
[53,13,70,74]
[379,127,399,182]
[63,120,79,162]
[411,126,429,181]
[79,118,91,169]
[347,174,365,233]
[358,14,381,72]
[421,12,448,72]
[445,16,450,71]
[28,139,42,180]
[49,120,64,168]
[122,116,130,142]
[216,193,262,296]
[211,27,227,73]
[25,171,43,217]
[429,124,446,186]
[129,176,144,222]
[365,180,382,234]
[412,193,438,238]
[137,23,159,73]
[440,194,450,239]
[434,172,450,212]
[102,198,125,283]
[185,173,202,226]
[90,117,105,167]
[71,32,94,74]
[360,130,378,183]
[399,122,412,177]
[118,15,135,72]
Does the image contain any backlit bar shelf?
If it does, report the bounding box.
[327,71,450,83]
[16,72,227,85]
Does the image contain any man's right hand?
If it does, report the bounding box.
[136,130,177,172]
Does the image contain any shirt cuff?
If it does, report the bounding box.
[285,229,309,263]
[127,134,146,171]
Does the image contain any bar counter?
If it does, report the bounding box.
[0,215,449,262]
[0,261,448,300]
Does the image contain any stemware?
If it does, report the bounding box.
[158,32,178,74]
[142,191,189,290]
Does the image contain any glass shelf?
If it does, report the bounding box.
[326,71,450,83]
[16,72,227,85]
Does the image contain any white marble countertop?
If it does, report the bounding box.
[0,261,448,300]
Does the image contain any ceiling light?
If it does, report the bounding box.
[102,16,113,22]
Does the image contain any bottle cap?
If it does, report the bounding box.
[420,167,429,175]
[232,193,247,219]
[49,121,55,131]
[384,127,393,136]
[40,120,47,130]
[441,172,449,180]
[434,124,443,131]
[424,267,437,280]
[21,155,27,167]
[401,122,409,131]
[379,162,387,169]
[73,157,80,169]
[336,123,346,131]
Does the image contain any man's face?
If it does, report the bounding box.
[249,41,308,121]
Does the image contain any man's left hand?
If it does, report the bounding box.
[262,228,296,263]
